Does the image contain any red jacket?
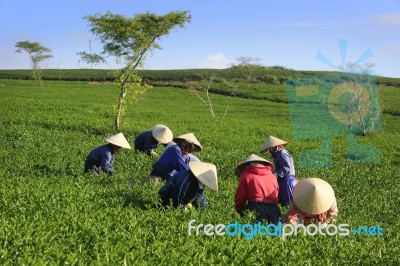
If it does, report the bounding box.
[235,165,279,213]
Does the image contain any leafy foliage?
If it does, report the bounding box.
[14,41,53,82]
[1,68,399,86]
[79,11,191,131]
[0,78,399,264]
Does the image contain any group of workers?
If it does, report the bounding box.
[84,124,338,226]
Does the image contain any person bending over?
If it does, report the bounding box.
[84,133,131,175]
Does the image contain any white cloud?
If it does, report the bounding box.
[199,53,232,69]
[371,13,400,26]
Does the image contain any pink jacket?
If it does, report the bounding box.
[235,165,279,214]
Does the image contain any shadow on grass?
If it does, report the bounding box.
[101,188,157,211]
[122,192,156,210]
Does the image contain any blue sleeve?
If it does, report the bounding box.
[275,151,291,178]
[171,146,190,172]
[100,150,114,174]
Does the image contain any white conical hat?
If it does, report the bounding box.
[235,154,275,176]
[293,178,335,215]
[151,124,173,144]
[189,161,218,191]
[260,135,288,152]
[105,133,131,149]
[173,133,202,152]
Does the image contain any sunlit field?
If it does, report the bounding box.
[0,77,399,265]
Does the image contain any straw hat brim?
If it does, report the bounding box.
[260,135,288,152]
[293,178,335,215]
[235,154,275,177]
[106,133,131,149]
[151,124,173,144]
[173,133,202,152]
[189,161,218,191]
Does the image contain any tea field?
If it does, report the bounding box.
[0,77,399,265]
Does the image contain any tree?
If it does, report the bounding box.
[188,74,239,119]
[230,56,264,84]
[188,75,218,118]
[78,11,191,131]
[15,41,53,81]
[232,56,262,68]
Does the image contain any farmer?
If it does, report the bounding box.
[134,124,173,156]
[159,161,218,208]
[141,133,202,184]
[165,142,201,165]
[84,133,131,175]
[260,135,298,206]
[286,178,338,225]
[234,154,280,224]
[167,142,207,205]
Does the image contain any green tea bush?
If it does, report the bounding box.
[0,78,399,264]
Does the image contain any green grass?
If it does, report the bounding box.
[0,78,399,265]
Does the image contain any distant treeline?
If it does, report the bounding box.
[0,68,399,87]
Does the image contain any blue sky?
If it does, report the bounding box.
[0,0,399,77]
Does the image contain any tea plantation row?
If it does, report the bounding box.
[0,79,399,264]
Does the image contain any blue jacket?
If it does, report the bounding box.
[84,144,114,174]
[151,144,189,180]
[159,170,208,208]
[271,148,295,178]
[134,130,159,155]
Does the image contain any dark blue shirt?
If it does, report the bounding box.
[84,144,114,174]
[151,144,189,180]
[271,148,295,178]
[134,130,159,155]
[159,170,208,208]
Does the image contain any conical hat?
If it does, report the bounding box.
[189,161,218,191]
[173,133,202,152]
[260,135,288,152]
[105,133,131,149]
[293,178,335,215]
[151,124,173,144]
[235,154,275,177]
